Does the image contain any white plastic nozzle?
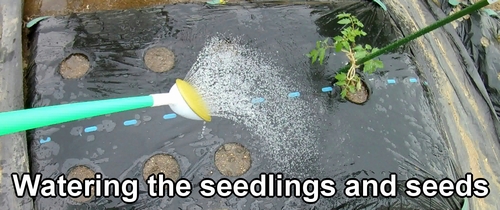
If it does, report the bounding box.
[150,83,203,121]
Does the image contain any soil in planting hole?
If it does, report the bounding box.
[67,165,95,203]
[144,47,176,73]
[345,81,369,104]
[142,153,180,182]
[214,142,252,177]
[59,54,90,79]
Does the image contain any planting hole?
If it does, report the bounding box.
[59,53,90,79]
[144,47,175,73]
[214,142,252,177]
[142,153,180,182]
[67,165,95,203]
[346,80,369,104]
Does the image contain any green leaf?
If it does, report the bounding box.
[349,85,356,93]
[374,59,384,68]
[333,36,343,42]
[365,44,372,50]
[353,45,364,51]
[354,50,367,60]
[313,51,320,64]
[341,89,347,98]
[309,49,318,63]
[369,66,377,73]
[319,48,326,65]
[448,0,460,6]
[342,41,350,50]
[363,65,374,74]
[27,16,51,28]
[372,47,380,53]
[355,20,364,28]
[306,49,315,58]
[335,42,343,52]
[337,13,350,19]
[336,80,346,86]
[338,18,351,24]
[354,29,364,36]
[335,72,347,81]
[356,81,362,90]
[373,0,388,11]
[360,31,367,36]
[352,74,359,80]
[363,60,375,73]
[316,41,321,49]
[363,66,370,73]
[348,35,355,43]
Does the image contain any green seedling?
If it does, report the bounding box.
[307,13,384,98]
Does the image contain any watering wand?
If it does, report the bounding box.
[336,0,498,75]
[0,79,211,136]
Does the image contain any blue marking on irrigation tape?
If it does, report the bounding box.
[409,78,418,83]
[387,79,396,84]
[288,92,300,98]
[124,119,137,126]
[84,126,97,133]
[163,113,177,119]
[251,97,265,104]
[322,87,333,92]
[40,137,51,144]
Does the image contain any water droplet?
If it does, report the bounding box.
[200,121,207,139]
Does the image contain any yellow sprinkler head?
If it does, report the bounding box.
[169,79,212,122]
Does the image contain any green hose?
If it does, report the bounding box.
[0,96,154,136]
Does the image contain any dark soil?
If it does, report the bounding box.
[142,153,180,182]
[67,165,95,203]
[345,80,369,104]
[59,54,90,79]
[214,143,252,177]
[144,47,175,73]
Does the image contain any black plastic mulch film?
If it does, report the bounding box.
[25,0,500,209]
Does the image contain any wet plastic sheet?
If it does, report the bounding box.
[25,1,498,209]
